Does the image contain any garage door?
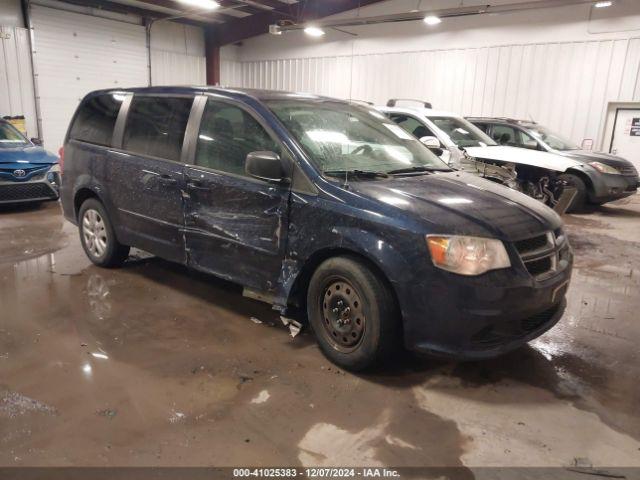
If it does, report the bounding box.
[31,5,148,151]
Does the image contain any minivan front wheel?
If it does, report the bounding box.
[307,256,399,371]
[79,198,129,268]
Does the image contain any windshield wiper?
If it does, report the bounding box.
[386,166,448,175]
[324,169,389,179]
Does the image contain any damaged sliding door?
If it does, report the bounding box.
[183,97,290,293]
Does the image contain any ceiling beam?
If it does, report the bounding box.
[209,0,387,46]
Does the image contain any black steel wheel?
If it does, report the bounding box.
[308,255,400,371]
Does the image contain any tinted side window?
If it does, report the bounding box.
[492,125,519,146]
[69,94,124,146]
[389,114,435,139]
[474,122,490,134]
[195,100,279,176]
[123,96,193,161]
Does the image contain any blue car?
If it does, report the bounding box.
[60,87,572,370]
[0,119,60,205]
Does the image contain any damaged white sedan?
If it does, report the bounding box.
[380,100,578,213]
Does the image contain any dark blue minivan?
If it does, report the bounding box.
[60,87,572,370]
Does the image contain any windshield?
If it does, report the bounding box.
[266,100,450,176]
[523,124,579,151]
[429,116,496,148]
[0,122,29,148]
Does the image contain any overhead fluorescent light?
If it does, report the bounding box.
[178,0,219,10]
[304,26,326,37]
[423,15,442,25]
[594,1,612,6]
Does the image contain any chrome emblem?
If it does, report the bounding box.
[13,169,27,178]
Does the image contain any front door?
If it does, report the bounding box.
[184,98,290,293]
[610,108,640,172]
[109,94,194,263]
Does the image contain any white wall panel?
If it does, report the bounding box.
[150,21,205,86]
[222,37,640,148]
[31,5,148,150]
[0,26,38,138]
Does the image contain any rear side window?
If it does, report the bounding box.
[123,96,193,162]
[69,94,124,146]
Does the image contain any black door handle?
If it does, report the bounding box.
[158,175,178,186]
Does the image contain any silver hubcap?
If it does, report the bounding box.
[82,209,108,258]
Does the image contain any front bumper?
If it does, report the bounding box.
[0,174,60,204]
[399,241,573,360]
[589,172,638,203]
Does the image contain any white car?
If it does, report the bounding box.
[379,100,580,211]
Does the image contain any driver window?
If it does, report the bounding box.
[389,114,435,139]
[491,125,518,146]
[518,130,539,150]
[196,100,280,176]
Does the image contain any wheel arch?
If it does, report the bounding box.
[73,187,103,221]
[285,247,402,327]
[565,168,595,196]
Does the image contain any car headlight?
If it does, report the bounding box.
[426,235,511,276]
[589,162,620,175]
[48,163,61,173]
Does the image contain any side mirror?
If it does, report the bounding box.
[31,138,43,146]
[245,151,288,183]
[420,136,441,149]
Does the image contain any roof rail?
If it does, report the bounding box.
[387,99,432,108]
[349,99,374,106]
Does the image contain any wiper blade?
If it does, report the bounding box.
[324,169,389,179]
[386,166,446,175]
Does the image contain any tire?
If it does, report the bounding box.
[307,256,400,371]
[558,173,588,213]
[78,198,129,268]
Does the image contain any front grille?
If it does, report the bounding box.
[525,256,552,276]
[470,303,560,348]
[513,230,567,278]
[617,165,638,177]
[514,234,548,254]
[0,183,57,202]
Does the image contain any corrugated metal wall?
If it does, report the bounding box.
[150,21,206,86]
[222,37,640,147]
[0,26,38,138]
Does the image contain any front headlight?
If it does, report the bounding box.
[426,235,511,276]
[48,163,61,173]
[589,161,620,175]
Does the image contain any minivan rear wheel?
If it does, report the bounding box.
[79,198,129,268]
[307,256,400,371]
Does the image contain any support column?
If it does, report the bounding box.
[204,28,220,86]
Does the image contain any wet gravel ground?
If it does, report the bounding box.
[0,197,639,470]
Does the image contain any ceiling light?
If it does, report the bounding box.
[178,0,219,10]
[423,15,442,25]
[304,26,326,37]
[594,1,612,6]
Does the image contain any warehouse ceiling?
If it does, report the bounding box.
[53,0,389,44]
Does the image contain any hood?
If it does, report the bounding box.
[464,145,581,172]
[556,149,637,170]
[350,171,562,241]
[0,145,58,167]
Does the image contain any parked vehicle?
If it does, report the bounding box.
[467,117,640,211]
[380,101,582,212]
[0,119,60,205]
[60,87,572,370]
